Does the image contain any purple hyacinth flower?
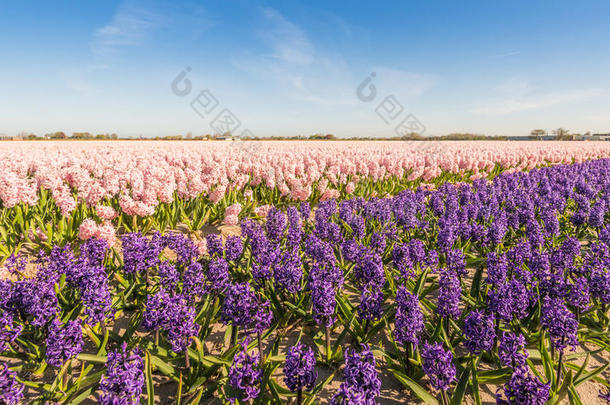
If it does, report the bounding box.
[158,261,179,291]
[143,290,198,352]
[421,341,456,391]
[499,332,528,370]
[0,311,22,353]
[79,238,108,266]
[394,285,424,345]
[224,236,244,262]
[487,279,531,322]
[0,363,24,405]
[392,243,415,279]
[286,206,303,248]
[13,278,58,327]
[46,318,84,367]
[122,232,162,274]
[567,276,591,312]
[162,233,198,266]
[205,233,223,257]
[98,343,145,405]
[311,281,337,327]
[229,340,263,401]
[80,268,113,326]
[221,283,272,335]
[330,383,372,405]
[273,248,303,294]
[331,344,380,405]
[541,297,578,352]
[447,249,467,277]
[266,207,287,242]
[353,251,385,288]
[437,269,461,320]
[462,310,495,355]
[183,261,205,300]
[343,239,363,263]
[142,288,171,331]
[486,252,508,286]
[205,257,229,294]
[496,368,550,405]
[358,283,384,322]
[284,343,317,393]
[252,300,273,335]
[299,202,311,222]
[164,295,199,353]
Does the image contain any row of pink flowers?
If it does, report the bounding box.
[1,140,610,217]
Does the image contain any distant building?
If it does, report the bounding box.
[592,133,610,141]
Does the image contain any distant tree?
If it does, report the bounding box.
[553,128,570,140]
[72,132,93,139]
[529,129,546,140]
[324,134,336,140]
[401,132,425,140]
[49,131,67,139]
[110,133,118,140]
[309,133,326,140]
[185,132,193,140]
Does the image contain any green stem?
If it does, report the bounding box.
[325,325,331,363]
[406,343,412,376]
[556,336,565,390]
[441,389,449,405]
[230,325,238,347]
[258,331,264,362]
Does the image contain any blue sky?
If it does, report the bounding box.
[2,0,610,137]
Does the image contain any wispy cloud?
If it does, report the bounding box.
[91,4,164,55]
[259,7,314,66]
[233,7,434,108]
[233,7,353,106]
[473,79,604,115]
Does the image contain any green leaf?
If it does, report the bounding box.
[414,267,430,297]
[567,385,583,405]
[76,353,107,364]
[187,387,204,405]
[449,366,471,405]
[477,367,512,384]
[548,370,572,405]
[303,371,336,405]
[471,360,482,405]
[150,355,180,381]
[574,362,609,386]
[145,352,155,405]
[539,333,554,384]
[572,353,590,383]
[391,369,439,405]
[176,373,183,405]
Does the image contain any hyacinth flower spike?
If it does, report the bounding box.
[284,343,317,405]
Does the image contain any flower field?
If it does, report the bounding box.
[1,140,610,404]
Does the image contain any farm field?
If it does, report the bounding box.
[1,140,610,404]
